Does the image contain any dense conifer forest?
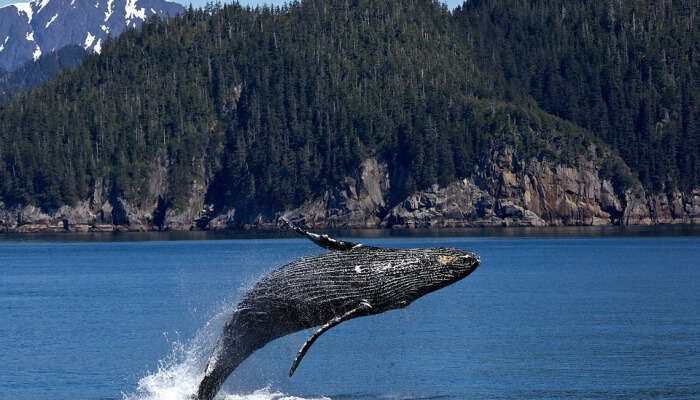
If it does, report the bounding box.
[0,0,695,219]
[455,0,699,193]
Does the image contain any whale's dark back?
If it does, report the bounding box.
[242,247,380,321]
[242,246,478,328]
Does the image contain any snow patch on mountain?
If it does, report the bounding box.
[45,12,58,28]
[125,0,145,22]
[4,2,34,22]
[104,0,113,21]
[0,0,183,71]
[84,32,95,49]
[36,0,51,14]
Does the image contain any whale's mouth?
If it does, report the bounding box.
[468,253,481,269]
[453,251,481,274]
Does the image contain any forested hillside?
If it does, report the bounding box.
[455,0,699,193]
[0,1,605,210]
[0,0,696,231]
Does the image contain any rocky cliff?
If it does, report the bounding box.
[282,145,698,229]
[1,146,697,233]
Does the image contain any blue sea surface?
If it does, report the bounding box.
[0,229,699,399]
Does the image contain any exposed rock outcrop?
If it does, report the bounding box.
[205,208,236,231]
[162,180,208,231]
[281,146,698,229]
[0,149,697,233]
[381,179,522,228]
[0,158,210,232]
[474,145,625,227]
[273,158,390,229]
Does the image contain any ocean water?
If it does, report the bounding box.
[1,229,699,400]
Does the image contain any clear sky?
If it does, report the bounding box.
[0,0,465,11]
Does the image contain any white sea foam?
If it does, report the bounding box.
[122,303,329,400]
[223,388,330,400]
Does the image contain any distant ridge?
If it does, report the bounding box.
[0,44,85,103]
[0,0,183,71]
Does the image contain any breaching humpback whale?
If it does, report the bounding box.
[195,219,481,400]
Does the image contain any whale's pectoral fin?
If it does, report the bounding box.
[289,301,372,377]
[280,216,363,251]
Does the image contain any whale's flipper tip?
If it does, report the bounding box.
[289,301,373,377]
[279,215,303,233]
[280,216,362,251]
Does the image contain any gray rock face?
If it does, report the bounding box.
[382,179,512,228]
[473,145,624,227]
[0,0,182,71]
[0,149,697,233]
[280,145,697,229]
[279,158,391,229]
[0,200,106,232]
[0,158,208,232]
[205,208,236,231]
[163,180,207,231]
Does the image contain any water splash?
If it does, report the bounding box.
[121,306,224,400]
[122,305,330,400]
[223,387,330,400]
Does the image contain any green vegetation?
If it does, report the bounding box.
[0,0,693,220]
[455,0,699,193]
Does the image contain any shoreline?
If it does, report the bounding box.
[3,156,698,235]
[2,224,699,242]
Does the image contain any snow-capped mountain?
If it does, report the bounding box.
[0,0,182,71]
